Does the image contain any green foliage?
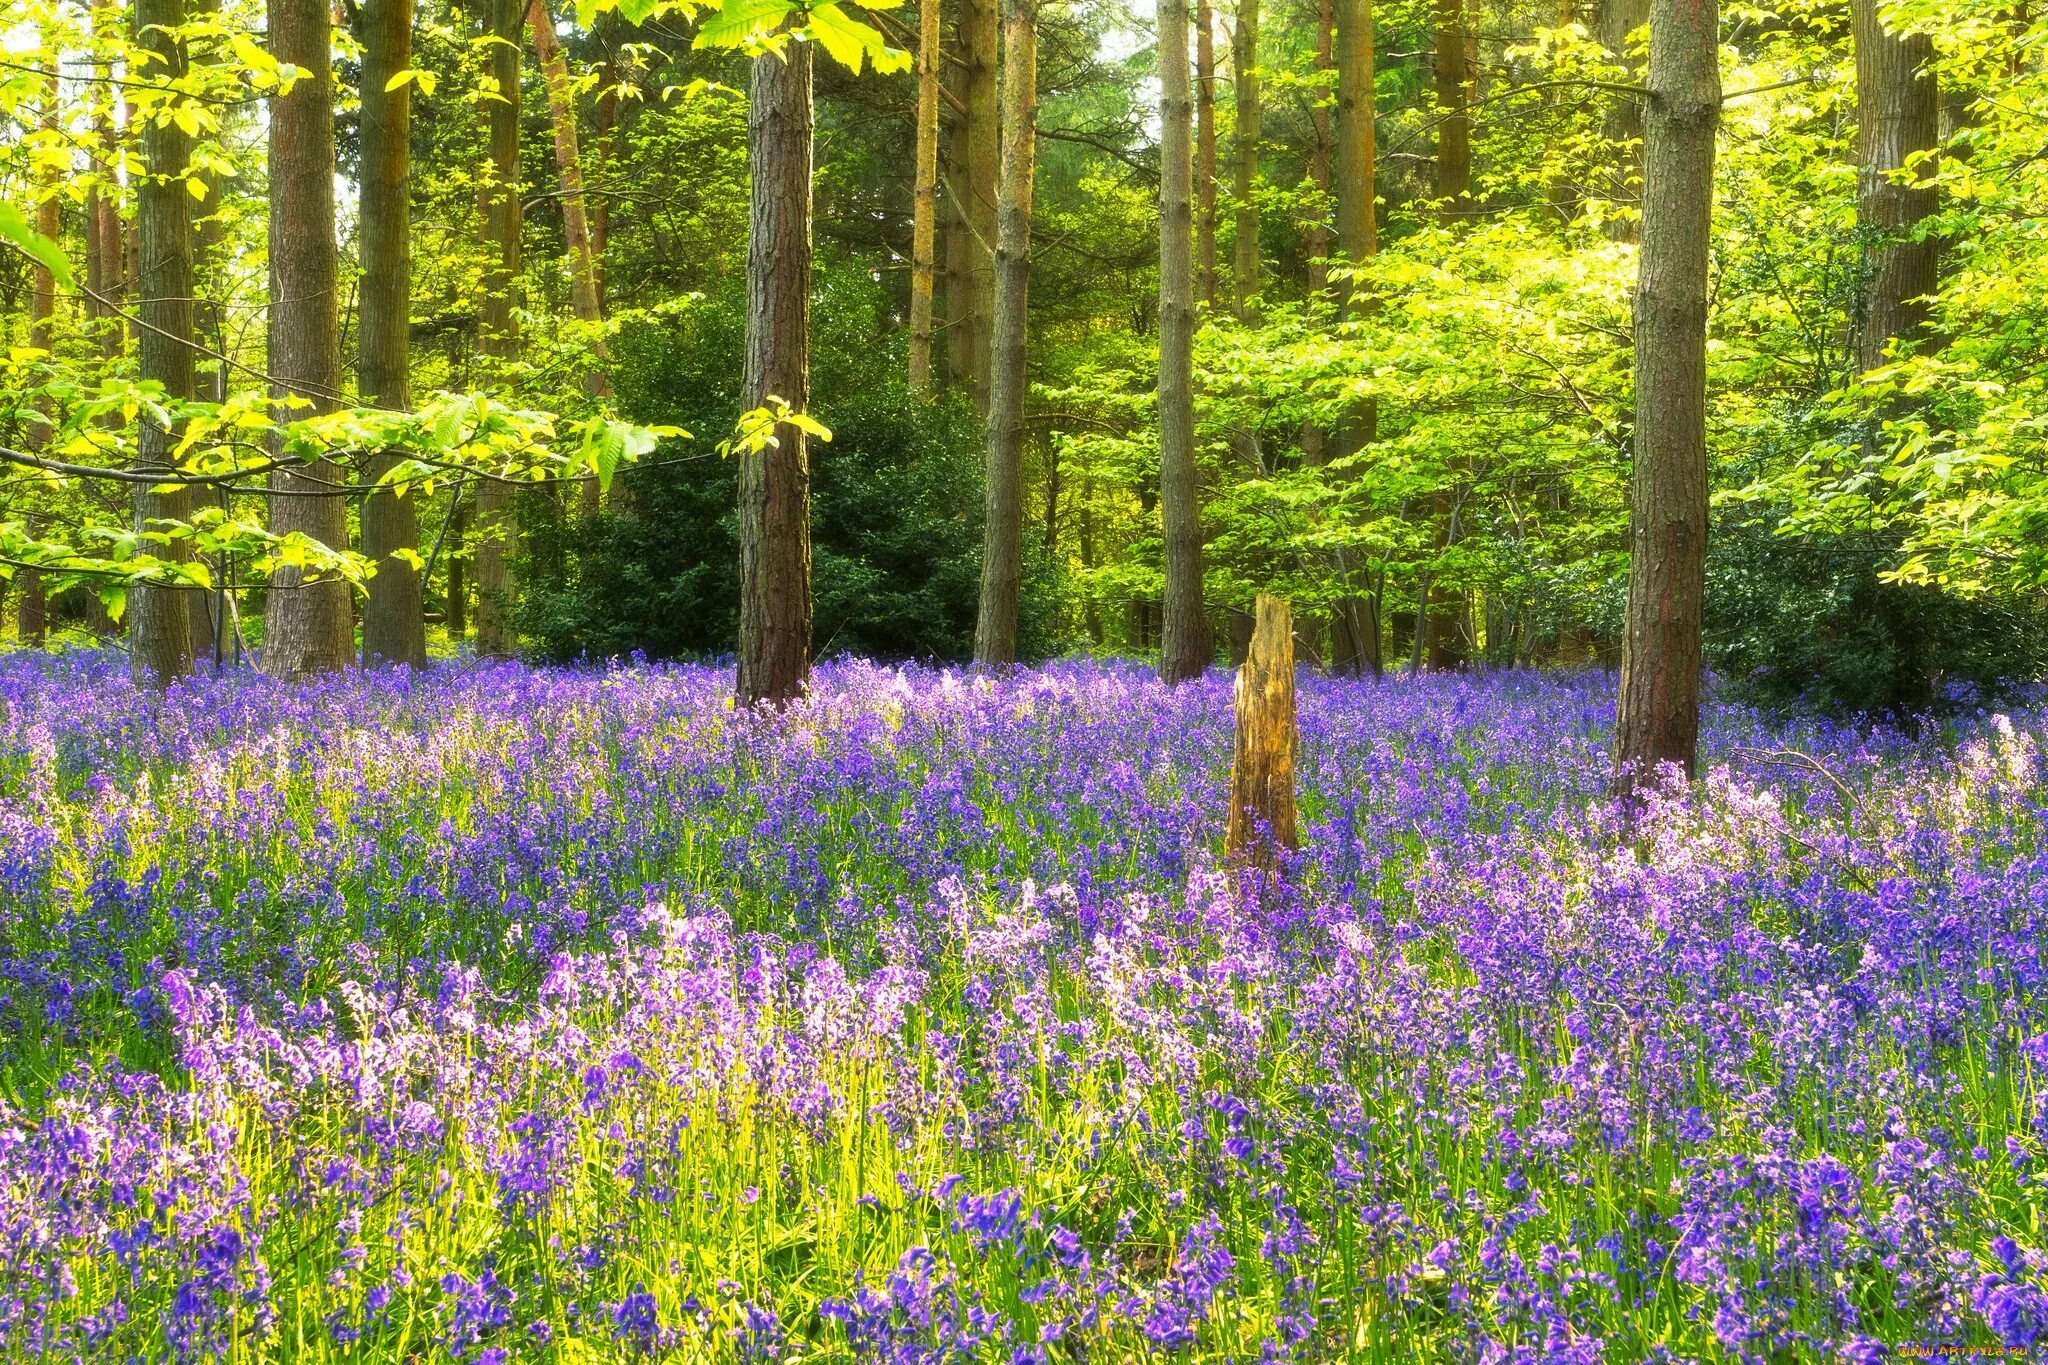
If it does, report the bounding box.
[518,271,1069,664]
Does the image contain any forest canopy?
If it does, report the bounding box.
[0,0,2042,717]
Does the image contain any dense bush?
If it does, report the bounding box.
[1706,507,2048,717]
[518,269,1070,664]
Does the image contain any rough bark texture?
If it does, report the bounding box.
[1158,0,1209,685]
[908,0,942,393]
[736,41,815,705]
[130,0,198,685]
[1852,0,1939,373]
[1615,0,1718,798]
[261,0,354,679]
[1324,0,1382,678]
[358,0,426,669]
[1196,0,1219,308]
[1304,0,1333,299]
[529,0,611,515]
[474,0,524,658]
[948,0,1000,406]
[1226,594,1297,871]
[973,0,1037,665]
[1332,0,1375,283]
[1230,0,1262,317]
[1432,0,1470,215]
[1598,0,1651,238]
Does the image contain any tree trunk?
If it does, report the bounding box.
[1852,0,1939,373]
[18,147,58,648]
[528,0,611,516]
[1196,0,1218,309]
[736,39,815,705]
[358,0,427,669]
[446,496,469,641]
[1230,0,1261,318]
[262,0,354,679]
[130,0,198,685]
[908,0,942,393]
[949,0,999,407]
[1226,593,1297,871]
[1615,0,1717,798]
[1598,0,1650,239]
[474,0,524,658]
[1332,0,1375,282]
[973,0,1037,665]
[1432,0,1470,216]
[1304,0,1333,299]
[1158,0,1209,684]
[1324,0,1381,678]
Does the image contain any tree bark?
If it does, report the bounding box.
[973,0,1037,665]
[1304,0,1333,299]
[17,137,58,647]
[736,40,815,705]
[262,0,354,679]
[1852,0,1939,373]
[1432,0,1470,216]
[1324,0,1381,678]
[1598,0,1650,239]
[1615,0,1718,798]
[908,0,942,393]
[474,0,524,658]
[528,0,612,517]
[358,0,426,669]
[1158,0,1209,684]
[948,0,1000,406]
[130,0,198,685]
[1230,0,1261,318]
[1195,0,1218,309]
[1226,593,1297,871]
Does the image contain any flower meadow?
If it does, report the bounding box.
[2,653,2047,1363]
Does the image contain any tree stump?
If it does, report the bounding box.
[1227,593,1298,872]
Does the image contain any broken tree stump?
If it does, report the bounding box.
[1226,593,1298,871]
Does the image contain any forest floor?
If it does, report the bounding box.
[1,652,2044,1360]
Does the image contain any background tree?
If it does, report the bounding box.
[262,0,353,678]
[1159,0,1208,683]
[973,0,1038,664]
[737,36,816,704]
[357,0,426,669]
[1615,0,1719,794]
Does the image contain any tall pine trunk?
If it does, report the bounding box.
[1432,0,1470,213]
[263,0,353,678]
[1852,0,1939,373]
[18,92,60,647]
[948,0,999,406]
[1230,0,1261,317]
[736,40,815,704]
[973,0,1037,665]
[1303,0,1333,299]
[130,0,198,685]
[474,0,524,658]
[1158,0,1209,683]
[358,0,426,669]
[908,0,941,393]
[1419,0,1471,669]
[1325,0,1381,677]
[528,0,611,517]
[1195,0,1218,308]
[1615,0,1718,797]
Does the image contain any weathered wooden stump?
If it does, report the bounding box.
[1226,593,1298,873]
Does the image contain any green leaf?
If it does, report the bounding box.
[693,0,794,49]
[0,203,72,287]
